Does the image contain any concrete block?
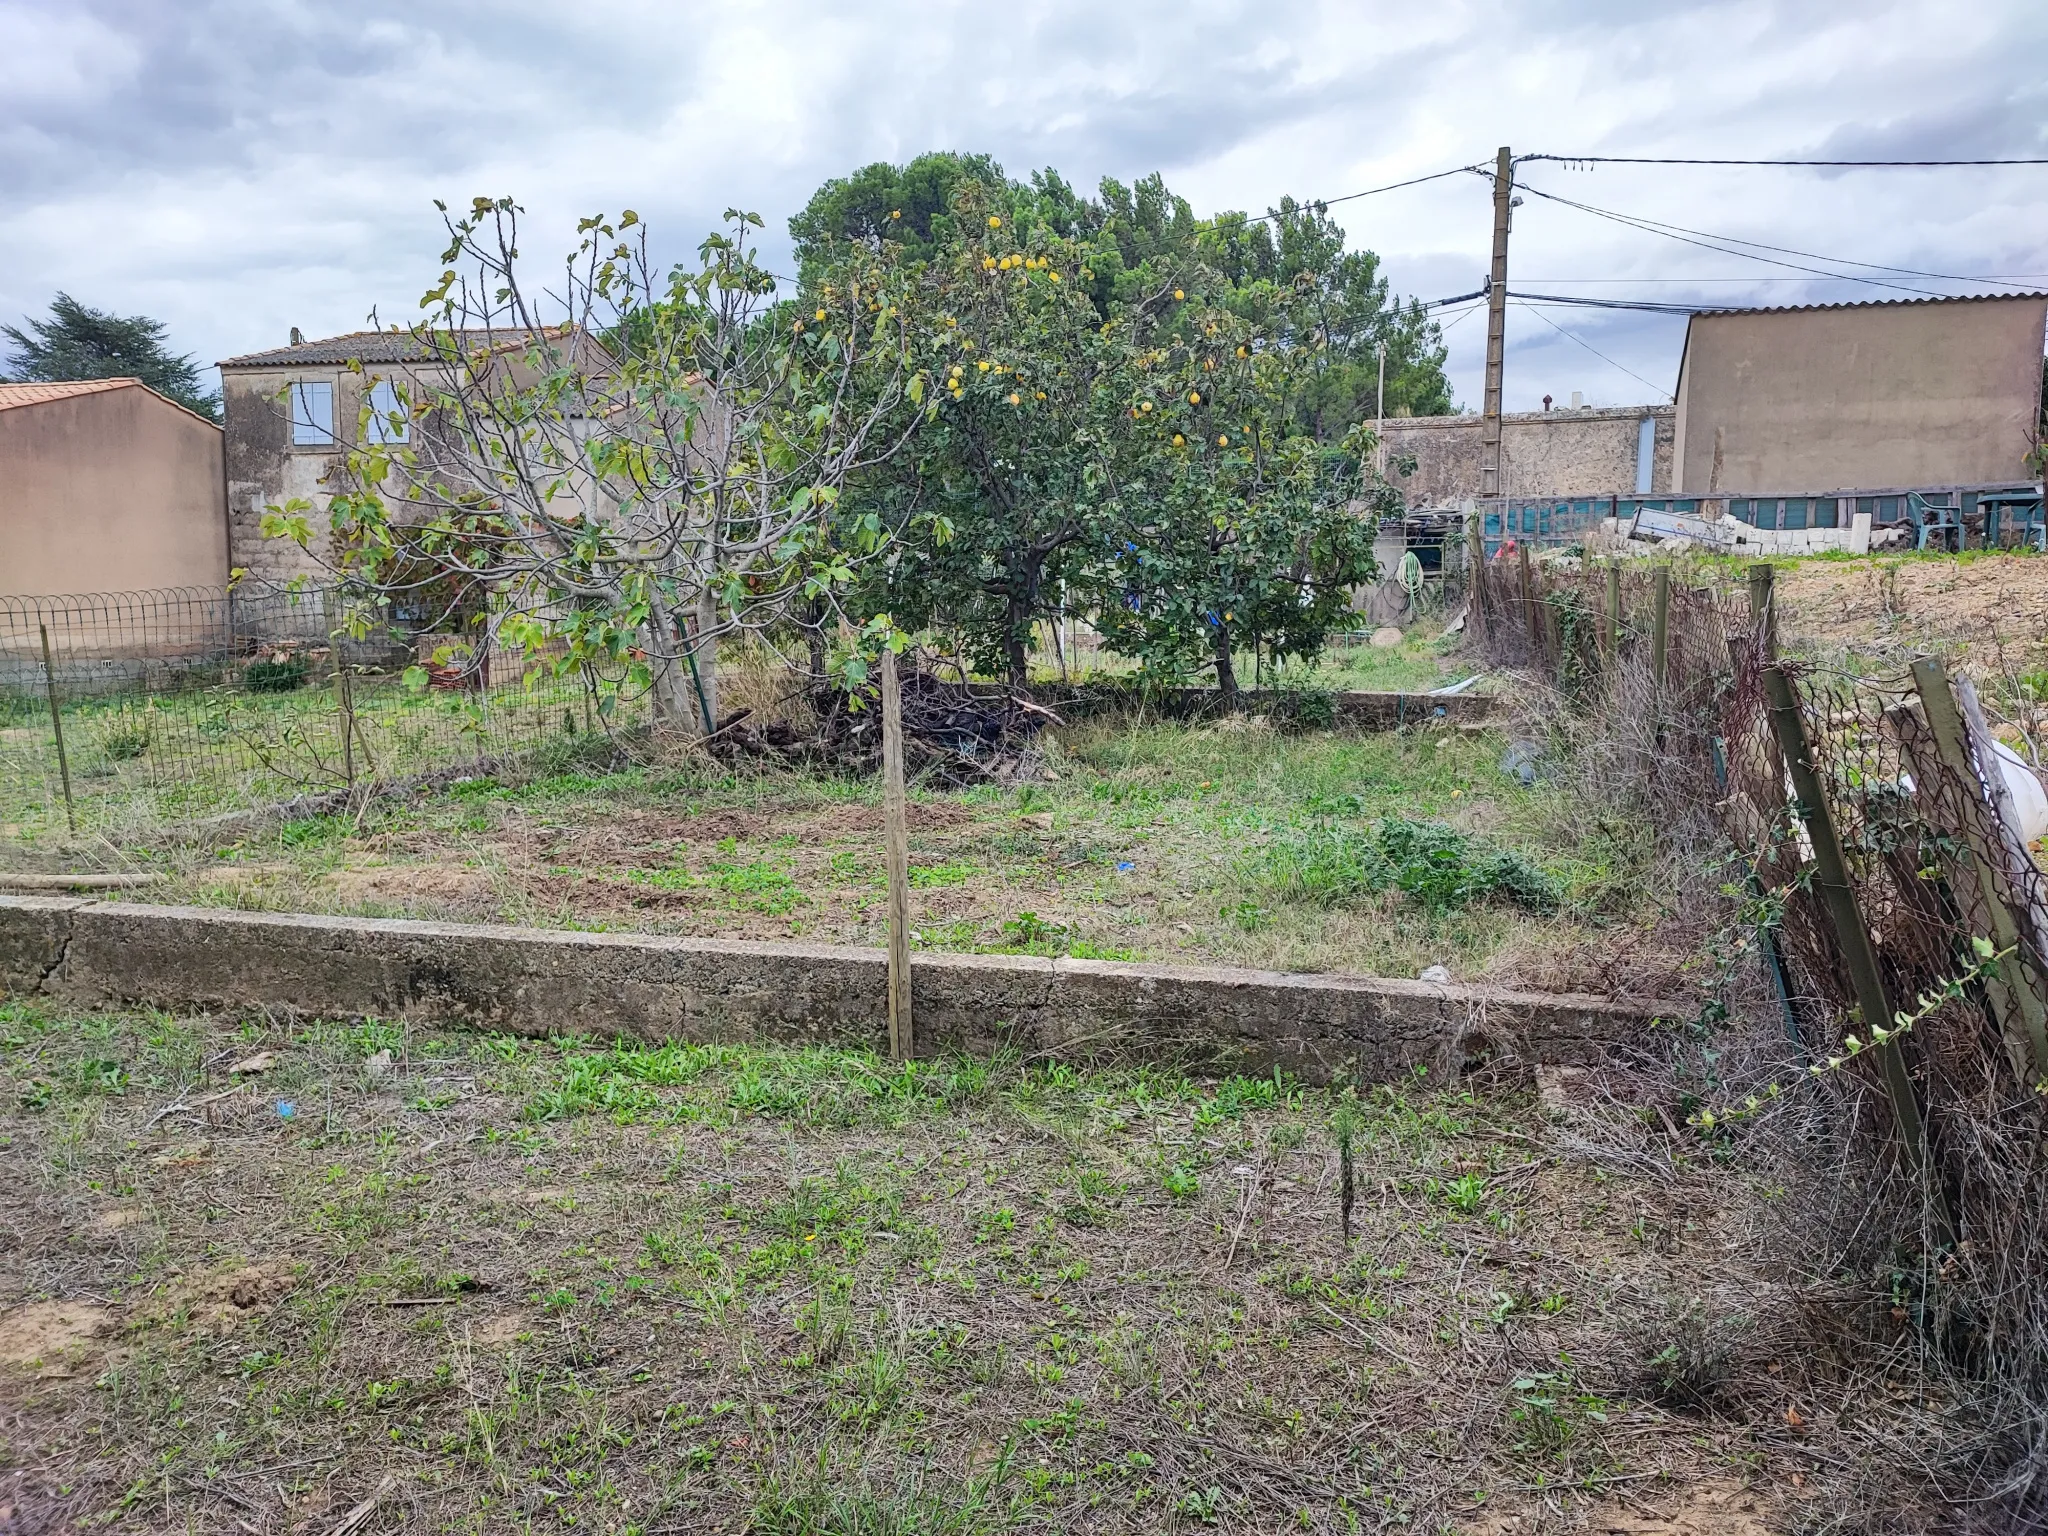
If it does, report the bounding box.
[0,896,1683,1084]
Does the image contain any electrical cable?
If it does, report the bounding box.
[1516,182,2044,289]
[1308,164,1487,209]
[1508,289,1737,314]
[1523,154,2048,168]
[1510,299,1673,402]
[1514,181,1948,297]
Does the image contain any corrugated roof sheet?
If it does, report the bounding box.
[218,327,570,368]
[0,377,144,411]
[1693,290,2048,319]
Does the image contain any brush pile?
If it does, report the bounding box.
[706,664,1059,787]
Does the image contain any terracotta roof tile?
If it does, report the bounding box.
[218,326,573,368]
[0,377,144,411]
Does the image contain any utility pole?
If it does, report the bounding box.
[1480,145,1513,499]
[1375,339,1387,477]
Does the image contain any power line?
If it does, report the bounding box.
[1310,164,1487,210]
[1514,181,1949,297]
[1523,154,2048,168]
[1510,289,1733,315]
[1517,182,2041,289]
[1516,275,2048,284]
[1511,299,1673,401]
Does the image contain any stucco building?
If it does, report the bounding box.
[1672,292,2048,493]
[0,378,227,597]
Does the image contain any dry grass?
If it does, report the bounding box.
[0,998,1906,1534]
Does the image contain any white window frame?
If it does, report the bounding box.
[365,378,410,444]
[290,380,335,447]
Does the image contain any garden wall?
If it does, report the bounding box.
[0,895,1674,1084]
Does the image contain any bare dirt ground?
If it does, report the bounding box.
[0,999,1915,1534]
[1772,551,2048,685]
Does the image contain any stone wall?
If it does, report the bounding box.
[1382,406,1674,506]
[219,367,356,587]
[0,896,1678,1085]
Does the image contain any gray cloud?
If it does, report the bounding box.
[2,0,2043,411]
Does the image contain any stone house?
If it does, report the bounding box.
[216,330,441,587]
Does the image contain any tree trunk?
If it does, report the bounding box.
[1212,617,1239,702]
[805,599,827,679]
[691,587,719,734]
[646,590,715,738]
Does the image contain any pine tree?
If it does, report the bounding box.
[2,292,220,421]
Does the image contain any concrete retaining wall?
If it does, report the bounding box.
[0,895,1679,1083]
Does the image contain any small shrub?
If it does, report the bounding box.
[1271,679,1337,731]
[1637,1300,1741,1413]
[1260,816,1561,915]
[101,721,152,761]
[245,654,309,693]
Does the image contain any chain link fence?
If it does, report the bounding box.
[1469,537,2048,1417]
[0,584,647,845]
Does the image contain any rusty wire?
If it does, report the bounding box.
[1474,548,2048,1466]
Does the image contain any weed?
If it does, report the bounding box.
[1178,1485,1225,1524]
[245,654,309,692]
[1506,1367,1609,1460]
[1162,1164,1201,1201]
[1260,817,1561,914]
[1433,1172,1488,1216]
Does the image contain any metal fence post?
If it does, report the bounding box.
[38,623,77,835]
[1762,664,1942,1214]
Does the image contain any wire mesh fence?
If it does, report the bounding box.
[0,584,649,844]
[1470,542,2048,1392]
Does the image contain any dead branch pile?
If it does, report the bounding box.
[707,664,1058,788]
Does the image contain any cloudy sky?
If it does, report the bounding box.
[4,0,2045,412]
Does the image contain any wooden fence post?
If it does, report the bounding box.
[1650,568,1670,688]
[1517,542,1538,653]
[1761,664,1942,1214]
[881,645,913,1061]
[1905,659,2048,1083]
[1465,518,1487,644]
[335,649,357,790]
[1602,560,1620,663]
[1747,563,1776,658]
[38,623,77,836]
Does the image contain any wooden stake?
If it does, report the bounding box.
[335,649,356,789]
[1464,517,1487,643]
[1762,664,1942,1217]
[1602,560,1621,662]
[38,623,76,835]
[1904,660,2048,1082]
[1746,562,1776,658]
[1517,541,1537,651]
[881,645,912,1061]
[1650,568,1671,688]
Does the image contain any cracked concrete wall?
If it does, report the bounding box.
[0,897,1675,1084]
